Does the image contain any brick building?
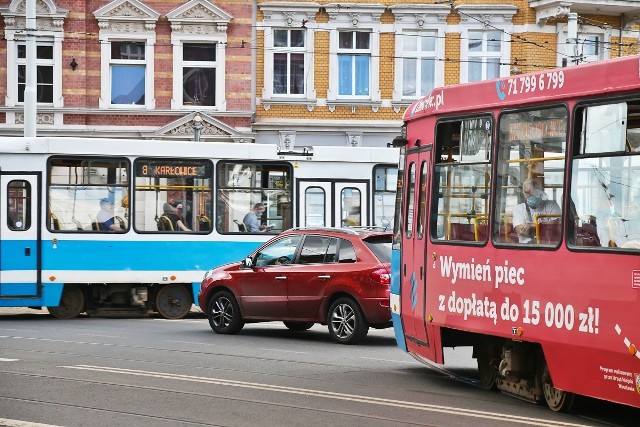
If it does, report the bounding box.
[253,0,640,150]
[1,0,639,146]
[0,0,254,142]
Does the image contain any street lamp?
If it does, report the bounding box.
[193,113,203,142]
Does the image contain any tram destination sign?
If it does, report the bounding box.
[136,161,208,178]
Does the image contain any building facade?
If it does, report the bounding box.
[0,0,255,142]
[1,0,639,147]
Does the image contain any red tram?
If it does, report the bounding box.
[390,55,640,411]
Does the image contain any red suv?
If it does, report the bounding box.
[198,227,392,344]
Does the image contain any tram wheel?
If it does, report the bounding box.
[48,284,85,319]
[283,321,314,331]
[155,285,192,319]
[541,360,575,412]
[477,353,498,390]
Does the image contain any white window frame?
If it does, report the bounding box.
[390,4,448,108]
[271,28,307,97]
[336,30,372,98]
[326,3,384,106]
[457,5,517,84]
[557,23,610,66]
[94,0,159,110]
[258,3,319,109]
[167,0,232,111]
[466,29,503,83]
[1,0,66,109]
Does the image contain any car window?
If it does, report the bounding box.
[363,235,392,263]
[254,235,302,266]
[337,238,356,263]
[299,235,337,264]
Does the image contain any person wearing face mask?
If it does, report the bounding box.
[512,178,561,243]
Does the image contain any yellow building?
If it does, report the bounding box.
[253,0,640,150]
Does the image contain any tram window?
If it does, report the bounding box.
[578,103,627,154]
[216,162,292,234]
[392,148,405,248]
[305,187,326,227]
[341,187,361,226]
[373,165,397,229]
[416,162,428,239]
[404,162,416,238]
[7,180,31,231]
[133,159,212,233]
[494,106,567,246]
[431,116,492,243]
[569,100,640,250]
[48,158,129,232]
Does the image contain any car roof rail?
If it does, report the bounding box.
[287,226,359,235]
[345,225,391,232]
[286,226,391,235]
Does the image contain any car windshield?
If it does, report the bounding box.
[363,235,391,263]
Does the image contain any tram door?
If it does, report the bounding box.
[0,173,40,298]
[298,180,369,228]
[401,151,436,358]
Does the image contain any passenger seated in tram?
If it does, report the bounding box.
[97,198,123,232]
[512,179,560,243]
[159,202,190,232]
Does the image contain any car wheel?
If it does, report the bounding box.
[48,284,85,319]
[207,290,244,334]
[283,321,314,331]
[327,297,368,344]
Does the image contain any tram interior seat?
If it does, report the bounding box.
[535,214,562,244]
[199,215,211,231]
[473,216,488,241]
[157,215,174,231]
[50,213,61,230]
[449,222,475,241]
[91,217,100,230]
[234,220,247,233]
[574,224,601,247]
[499,213,518,243]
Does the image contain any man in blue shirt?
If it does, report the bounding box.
[243,203,267,232]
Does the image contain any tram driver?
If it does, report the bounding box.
[512,178,561,243]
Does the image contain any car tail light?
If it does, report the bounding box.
[370,268,390,285]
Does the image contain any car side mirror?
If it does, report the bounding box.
[242,257,254,268]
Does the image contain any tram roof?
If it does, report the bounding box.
[403,54,640,122]
[0,137,398,164]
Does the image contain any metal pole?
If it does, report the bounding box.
[24,0,37,137]
[567,13,579,65]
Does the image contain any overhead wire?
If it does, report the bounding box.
[4,5,639,72]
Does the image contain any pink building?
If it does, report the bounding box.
[0,0,255,142]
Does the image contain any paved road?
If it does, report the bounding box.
[0,308,637,426]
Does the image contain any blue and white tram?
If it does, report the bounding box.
[0,137,398,319]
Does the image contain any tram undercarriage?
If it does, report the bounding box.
[47,283,194,320]
[473,335,575,412]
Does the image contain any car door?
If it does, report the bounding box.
[286,234,338,318]
[239,234,302,318]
